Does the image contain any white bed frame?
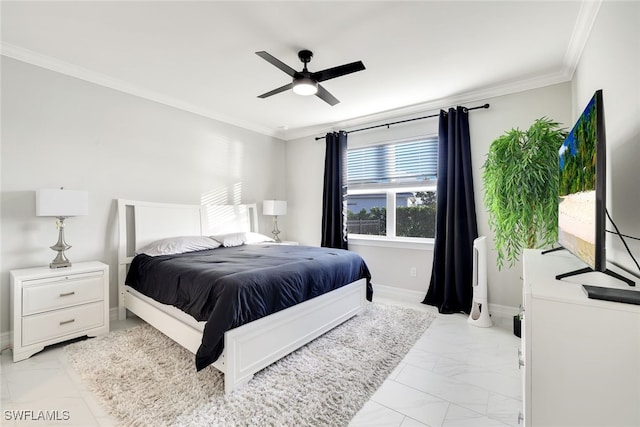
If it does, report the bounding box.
[117,199,367,394]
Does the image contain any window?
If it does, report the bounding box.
[346,137,438,240]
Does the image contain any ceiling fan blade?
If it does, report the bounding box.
[255,51,297,77]
[313,61,365,83]
[316,84,340,106]
[257,82,294,99]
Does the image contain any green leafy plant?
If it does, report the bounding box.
[482,117,568,269]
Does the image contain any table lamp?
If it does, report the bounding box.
[263,200,287,243]
[36,188,88,268]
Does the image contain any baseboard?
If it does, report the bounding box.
[110,306,119,322]
[0,330,11,353]
[488,303,520,319]
[372,283,519,321]
[372,284,426,305]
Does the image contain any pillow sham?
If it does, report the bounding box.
[245,232,275,244]
[137,235,221,256]
[211,231,276,247]
[210,231,247,247]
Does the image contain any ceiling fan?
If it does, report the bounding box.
[255,50,365,106]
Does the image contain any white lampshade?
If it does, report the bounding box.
[263,200,287,216]
[36,189,88,217]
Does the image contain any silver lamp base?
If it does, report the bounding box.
[271,216,282,243]
[50,217,72,269]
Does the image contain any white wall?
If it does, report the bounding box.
[1,58,287,334]
[286,83,572,311]
[571,0,640,279]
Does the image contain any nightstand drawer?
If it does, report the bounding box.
[22,272,104,315]
[22,301,104,346]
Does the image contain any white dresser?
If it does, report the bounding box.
[521,249,640,426]
[10,261,109,362]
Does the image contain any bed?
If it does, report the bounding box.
[117,199,372,394]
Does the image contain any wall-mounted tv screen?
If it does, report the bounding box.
[557,89,605,272]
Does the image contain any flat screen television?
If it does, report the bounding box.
[555,89,633,286]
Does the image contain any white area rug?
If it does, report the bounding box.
[64,303,435,426]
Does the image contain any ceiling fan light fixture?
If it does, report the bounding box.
[256,50,364,105]
[292,78,318,96]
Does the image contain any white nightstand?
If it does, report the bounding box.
[10,261,109,362]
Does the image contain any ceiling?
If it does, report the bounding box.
[1,1,598,141]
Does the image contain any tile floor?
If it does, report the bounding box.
[350,299,522,427]
[1,300,521,426]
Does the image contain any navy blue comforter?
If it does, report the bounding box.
[125,244,372,370]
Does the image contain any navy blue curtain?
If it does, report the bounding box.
[423,107,478,314]
[321,131,348,249]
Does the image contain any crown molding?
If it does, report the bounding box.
[561,0,603,81]
[284,0,603,142]
[3,0,600,145]
[0,42,280,139]
[285,69,572,141]
[0,42,576,143]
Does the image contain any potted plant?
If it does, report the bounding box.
[482,117,567,335]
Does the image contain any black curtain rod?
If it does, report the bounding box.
[314,103,490,140]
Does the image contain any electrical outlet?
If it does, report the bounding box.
[410,267,417,277]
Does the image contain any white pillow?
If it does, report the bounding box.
[245,232,275,244]
[211,231,247,247]
[137,236,221,256]
[211,231,276,247]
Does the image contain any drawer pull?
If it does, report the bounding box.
[59,319,75,326]
[59,291,76,297]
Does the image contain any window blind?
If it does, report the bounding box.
[347,137,438,189]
